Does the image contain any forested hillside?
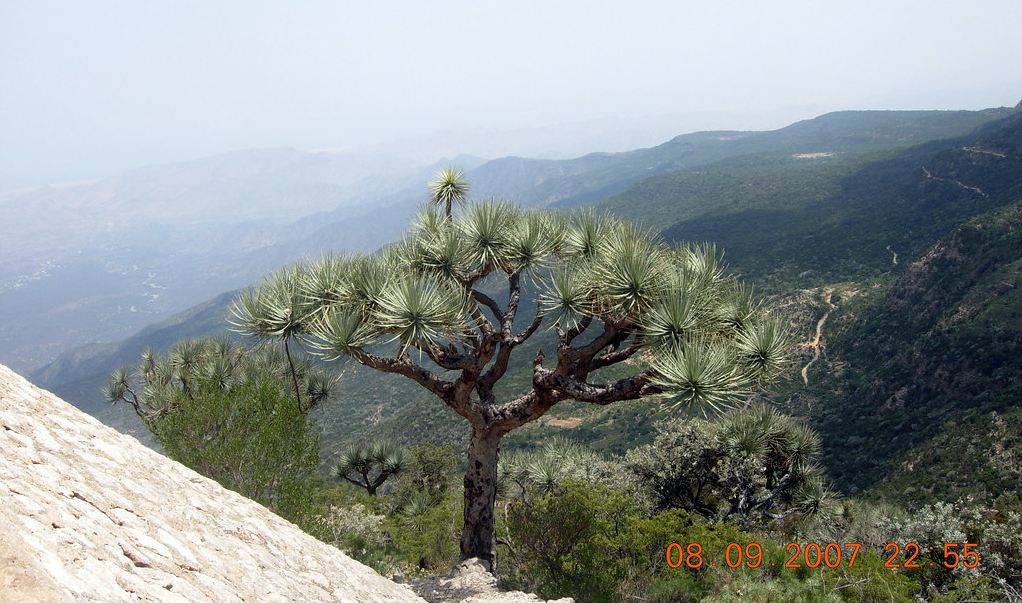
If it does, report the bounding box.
[32,108,1022,494]
[806,200,1022,503]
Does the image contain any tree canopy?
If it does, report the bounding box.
[626,405,832,524]
[104,339,332,523]
[229,176,791,569]
[231,203,788,417]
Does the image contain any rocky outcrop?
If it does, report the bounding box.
[0,363,424,602]
[407,559,573,603]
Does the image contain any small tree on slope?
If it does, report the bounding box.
[103,339,333,523]
[335,440,406,495]
[230,174,790,571]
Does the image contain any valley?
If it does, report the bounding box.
[800,288,835,386]
[21,105,1022,512]
[7,4,1021,599]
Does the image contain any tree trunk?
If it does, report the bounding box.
[283,338,303,412]
[460,425,502,572]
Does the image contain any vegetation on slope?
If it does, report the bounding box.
[806,200,1022,502]
[33,107,1022,504]
[26,104,1022,600]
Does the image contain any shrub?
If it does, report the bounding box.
[625,405,834,524]
[389,491,463,572]
[104,340,329,528]
[391,443,458,509]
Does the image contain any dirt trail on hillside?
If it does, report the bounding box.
[921,166,988,197]
[801,289,835,385]
[962,146,1009,159]
[886,245,898,265]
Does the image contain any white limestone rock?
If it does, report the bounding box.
[0,364,424,603]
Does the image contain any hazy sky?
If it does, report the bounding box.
[2,0,1020,190]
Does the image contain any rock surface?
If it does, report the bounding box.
[0,363,424,602]
[408,559,574,603]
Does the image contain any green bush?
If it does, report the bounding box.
[625,406,833,524]
[105,340,327,530]
[388,490,462,571]
[152,377,320,526]
[502,479,920,603]
[391,443,458,509]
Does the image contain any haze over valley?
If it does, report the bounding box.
[4,3,1022,600]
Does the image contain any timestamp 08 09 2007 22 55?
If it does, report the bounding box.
[665,542,981,570]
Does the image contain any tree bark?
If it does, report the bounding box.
[283,338,302,412]
[460,425,502,571]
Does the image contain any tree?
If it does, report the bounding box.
[230,172,790,571]
[336,440,406,495]
[103,339,334,522]
[499,437,623,502]
[392,443,458,507]
[625,405,832,523]
[429,167,469,220]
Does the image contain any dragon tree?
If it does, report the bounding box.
[231,169,789,571]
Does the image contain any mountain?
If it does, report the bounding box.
[645,111,1022,288]
[352,108,830,164]
[6,107,1012,375]
[0,148,442,372]
[29,106,1022,487]
[805,200,1022,504]
[470,108,1014,208]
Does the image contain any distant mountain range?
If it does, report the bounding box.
[26,104,1022,507]
[0,148,445,371]
[8,108,1007,373]
[799,113,1022,500]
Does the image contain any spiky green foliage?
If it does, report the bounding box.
[735,317,791,381]
[625,405,834,524]
[506,211,561,272]
[300,253,352,316]
[234,173,794,568]
[336,440,407,496]
[309,310,373,360]
[560,208,606,260]
[499,438,624,503]
[375,277,468,351]
[539,268,591,329]
[229,265,312,339]
[650,342,747,414]
[429,167,470,219]
[234,199,789,411]
[456,201,517,269]
[102,339,329,524]
[590,223,670,319]
[104,338,335,424]
[228,264,317,408]
[408,223,474,282]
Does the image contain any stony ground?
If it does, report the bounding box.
[405,559,573,603]
[0,364,575,602]
[0,363,424,602]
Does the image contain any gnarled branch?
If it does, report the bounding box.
[412,340,474,371]
[588,335,642,370]
[512,305,544,345]
[471,289,504,322]
[534,368,661,405]
[353,350,454,401]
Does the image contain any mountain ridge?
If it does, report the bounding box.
[30,107,1022,490]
